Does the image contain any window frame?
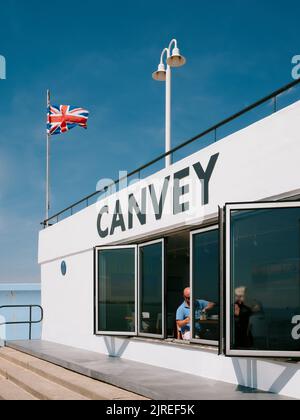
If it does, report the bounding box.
[138,239,166,339]
[190,225,219,346]
[225,201,300,358]
[94,245,138,337]
[219,206,226,356]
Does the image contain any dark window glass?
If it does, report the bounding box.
[98,248,135,333]
[139,242,163,336]
[166,232,190,338]
[192,229,219,342]
[230,208,300,352]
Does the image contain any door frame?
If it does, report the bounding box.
[225,201,300,358]
[190,225,219,346]
[138,238,166,339]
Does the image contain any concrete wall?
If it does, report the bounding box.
[39,100,300,399]
[39,101,300,264]
[41,251,300,399]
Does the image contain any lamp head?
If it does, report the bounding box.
[152,63,166,81]
[167,47,186,68]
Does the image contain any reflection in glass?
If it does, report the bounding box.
[139,242,163,336]
[98,248,135,333]
[192,229,219,341]
[166,232,190,338]
[230,208,300,352]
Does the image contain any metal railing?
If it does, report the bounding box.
[0,305,43,341]
[42,78,300,227]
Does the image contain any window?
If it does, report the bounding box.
[138,240,165,338]
[166,231,190,338]
[95,246,137,335]
[225,202,300,357]
[95,241,165,337]
[191,227,219,345]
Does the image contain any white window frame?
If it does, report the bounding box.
[225,201,300,358]
[95,245,138,336]
[190,225,219,346]
[138,239,165,339]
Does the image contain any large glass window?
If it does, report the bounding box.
[96,246,137,335]
[139,240,165,338]
[191,227,219,344]
[166,232,190,338]
[226,203,300,357]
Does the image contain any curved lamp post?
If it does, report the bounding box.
[152,39,186,167]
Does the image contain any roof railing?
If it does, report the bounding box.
[41,78,300,228]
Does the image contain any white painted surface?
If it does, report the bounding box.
[40,101,300,399]
[39,101,300,264]
[41,250,300,399]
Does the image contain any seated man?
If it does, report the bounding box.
[176,287,215,341]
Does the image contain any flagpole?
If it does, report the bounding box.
[46,89,50,225]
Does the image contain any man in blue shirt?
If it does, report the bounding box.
[176,287,215,340]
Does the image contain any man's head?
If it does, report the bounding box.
[183,287,190,306]
[235,286,246,305]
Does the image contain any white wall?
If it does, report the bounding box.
[40,100,300,399]
[41,250,300,399]
[39,101,300,264]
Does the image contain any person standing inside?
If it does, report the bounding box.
[176,287,215,340]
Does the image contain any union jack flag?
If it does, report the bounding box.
[47,105,89,136]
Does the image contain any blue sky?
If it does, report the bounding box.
[0,0,299,282]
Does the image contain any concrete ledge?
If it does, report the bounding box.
[6,340,292,400]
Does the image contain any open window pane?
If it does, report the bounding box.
[226,203,300,357]
[191,227,219,344]
[139,240,165,338]
[96,246,137,335]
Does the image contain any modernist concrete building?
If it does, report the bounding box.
[38,80,300,399]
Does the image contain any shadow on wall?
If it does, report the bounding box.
[232,358,300,395]
[104,337,130,358]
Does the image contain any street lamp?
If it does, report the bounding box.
[152,39,186,167]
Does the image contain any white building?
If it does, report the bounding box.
[38,81,300,399]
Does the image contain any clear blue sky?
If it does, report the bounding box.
[0,0,299,282]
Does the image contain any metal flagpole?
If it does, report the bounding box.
[46,90,51,225]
